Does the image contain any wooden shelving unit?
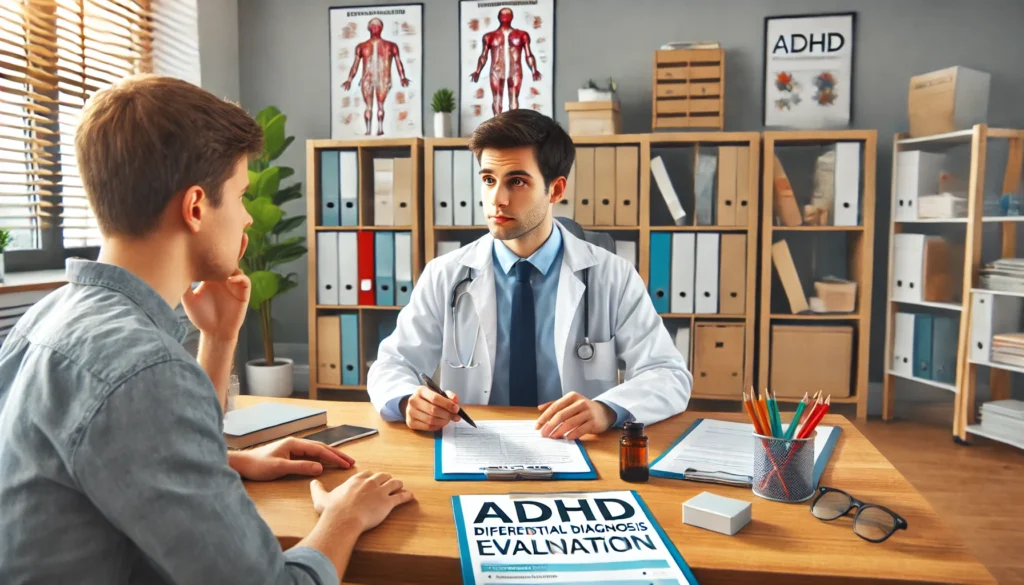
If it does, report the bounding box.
[759,130,878,421]
[305,138,423,400]
[879,125,1024,442]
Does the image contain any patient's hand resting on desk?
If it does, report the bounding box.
[228,437,355,481]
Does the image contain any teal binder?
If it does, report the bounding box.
[340,313,359,386]
[931,315,959,384]
[320,151,340,227]
[912,314,934,379]
[649,232,671,313]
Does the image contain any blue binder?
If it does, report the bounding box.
[340,313,359,386]
[912,313,934,379]
[931,315,959,384]
[320,151,340,227]
[375,231,396,306]
[649,232,671,313]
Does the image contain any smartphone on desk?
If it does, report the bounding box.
[304,425,378,447]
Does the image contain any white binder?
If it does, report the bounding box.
[670,233,695,314]
[436,241,461,257]
[434,150,454,226]
[833,142,861,226]
[895,151,945,222]
[891,233,924,303]
[337,232,358,305]
[555,161,576,220]
[316,232,339,305]
[452,150,474,225]
[394,231,413,305]
[339,151,359,226]
[970,292,1024,364]
[472,153,486,225]
[614,239,636,269]
[373,158,394,226]
[695,233,719,314]
[892,312,915,377]
[675,326,691,365]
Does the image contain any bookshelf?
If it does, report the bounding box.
[424,132,760,403]
[879,125,1024,442]
[759,130,878,421]
[305,138,423,400]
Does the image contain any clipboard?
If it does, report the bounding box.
[433,431,599,481]
[649,418,842,487]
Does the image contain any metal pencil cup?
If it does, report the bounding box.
[752,432,816,503]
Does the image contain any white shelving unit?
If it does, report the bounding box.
[882,125,1024,443]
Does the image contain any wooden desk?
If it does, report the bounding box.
[240,397,995,585]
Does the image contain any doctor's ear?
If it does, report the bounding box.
[547,176,566,205]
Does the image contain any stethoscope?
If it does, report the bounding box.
[445,265,595,369]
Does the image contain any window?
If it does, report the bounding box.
[0,0,199,269]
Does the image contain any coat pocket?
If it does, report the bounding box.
[581,338,618,382]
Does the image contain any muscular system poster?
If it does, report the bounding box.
[459,0,554,136]
[329,5,423,139]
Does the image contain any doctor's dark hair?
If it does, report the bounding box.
[468,109,575,189]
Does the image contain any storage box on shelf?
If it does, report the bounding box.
[880,125,1024,444]
[306,138,423,400]
[759,130,877,421]
[651,49,725,130]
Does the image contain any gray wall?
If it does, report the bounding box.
[199,0,241,103]
[234,0,1024,409]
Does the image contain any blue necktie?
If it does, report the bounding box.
[509,260,538,407]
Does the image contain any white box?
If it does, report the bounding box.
[682,491,751,536]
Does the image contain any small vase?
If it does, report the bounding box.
[434,112,453,138]
[245,357,294,397]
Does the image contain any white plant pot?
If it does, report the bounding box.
[434,112,453,138]
[245,357,294,397]
[578,88,616,102]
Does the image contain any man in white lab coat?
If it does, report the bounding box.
[368,109,692,439]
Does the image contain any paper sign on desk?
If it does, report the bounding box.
[650,419,840,488]
[451,490,699,585]
[435,420,597,481]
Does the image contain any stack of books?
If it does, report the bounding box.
[979,400,1024,443]
[979,258,1024,293]
[991,333,1024,367]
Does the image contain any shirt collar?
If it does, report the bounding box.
[493,222,563,276]
[65,258,190,344]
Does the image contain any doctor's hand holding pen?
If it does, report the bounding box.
[400,385,463,431]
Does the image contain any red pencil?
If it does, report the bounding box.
[798,395,831,439]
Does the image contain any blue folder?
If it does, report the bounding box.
[649,418,842,489]
[931,315,958,384]
[340,313,359,386]
[912,313,934,380]
[374,231,395,306]
[649,232,671,313]
[434,431,598,481]
[320,150,340,227]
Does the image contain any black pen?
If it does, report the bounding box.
[419,373,477,428]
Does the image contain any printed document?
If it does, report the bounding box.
[440,420,592,475]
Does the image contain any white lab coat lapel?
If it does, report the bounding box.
[553,223,598,386]
[458,236,497,396]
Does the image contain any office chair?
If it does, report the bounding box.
[555,216,616,255]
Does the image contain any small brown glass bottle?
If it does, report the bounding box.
[619,421,649,483]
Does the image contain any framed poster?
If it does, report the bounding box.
[459,0,554,136]
[329,4,423,138]
[763,12,855,128]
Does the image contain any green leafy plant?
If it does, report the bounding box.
[241,106,307,367]
[0,228,12,253]
[431,88,456,113]
[582,77,617,92]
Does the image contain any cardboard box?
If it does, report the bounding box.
[908,66,990,138]
[812,279,857,313]
[692,323,744,397]
[770,324,853,398]
[565,101,620,136]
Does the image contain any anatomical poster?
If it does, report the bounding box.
[459,0,554,136]
[330,4,423,139]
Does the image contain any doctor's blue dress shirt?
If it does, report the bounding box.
[383,225,632,426]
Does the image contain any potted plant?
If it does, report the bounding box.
[578,78,618,102]
[240,106,307,397]
[432,88,455,138]
[0,228,11,284]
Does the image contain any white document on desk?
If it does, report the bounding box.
[440,420,592,475]
[649,419,838,486]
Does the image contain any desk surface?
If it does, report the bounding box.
[239,397,995,585]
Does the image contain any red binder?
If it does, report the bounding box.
[358,231,376,305]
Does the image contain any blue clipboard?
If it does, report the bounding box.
[451,490,699,585]
[434,431,599,481]
[648,418,842,488]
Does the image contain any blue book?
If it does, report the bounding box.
[649,232,671,313]
[912,314,934,380]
